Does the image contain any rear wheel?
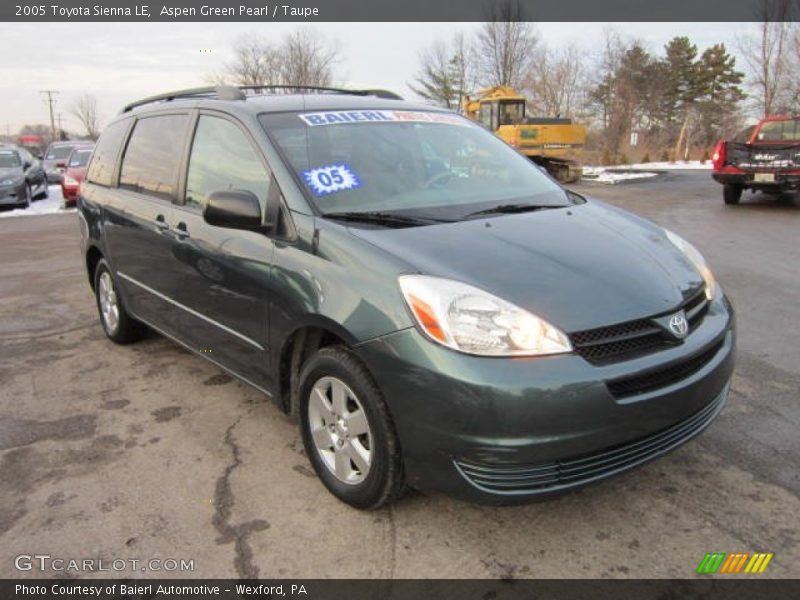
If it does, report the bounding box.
[94,259,146,344]
[298,346,406,509]
[723,184,743,205]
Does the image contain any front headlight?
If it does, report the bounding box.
[398,275,572,356]
[0,178,21,186]
[664,229,717,300]
[63,176,79,186]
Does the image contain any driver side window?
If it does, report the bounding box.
[185,116,270,210]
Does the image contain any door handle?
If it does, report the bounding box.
[155,214,170,232]
[174,222,191,240]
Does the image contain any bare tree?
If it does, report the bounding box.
[524,46,585,117]
[70,93,101,140]
[476,1,538,89]
[410,34,476,109]
[450,32,477,109]
[220,30,340,89]
[279,29,340,87]
[225,33,281,87]
[737,0,793,116]
[783,19,800,109]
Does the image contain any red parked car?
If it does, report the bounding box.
[712,115,800,205]
[60,146,94,207]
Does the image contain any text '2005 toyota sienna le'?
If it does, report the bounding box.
[78,86,735,509]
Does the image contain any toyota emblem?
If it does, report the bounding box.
[668,313,689,339]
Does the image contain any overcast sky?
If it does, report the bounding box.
[0,21,754,135]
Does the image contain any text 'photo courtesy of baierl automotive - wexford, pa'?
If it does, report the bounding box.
[0,1,798,599]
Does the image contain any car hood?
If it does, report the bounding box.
[348,201,705,333]
[0,166,23,180]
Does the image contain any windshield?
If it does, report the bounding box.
[755,119,800,142]
[46,145,74,160]
[499,101,525,125]
[260,109,570,219]
[0,150,21,168]
[69,149,93,167]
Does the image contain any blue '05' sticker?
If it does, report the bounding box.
[301,163,362,197]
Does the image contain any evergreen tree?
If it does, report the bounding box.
[696,44,746,144]
[663,36,701,119]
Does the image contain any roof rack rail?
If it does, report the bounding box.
[121,85,403,113]
[238,85,403,100]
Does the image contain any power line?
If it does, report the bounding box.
[39,90,59,139]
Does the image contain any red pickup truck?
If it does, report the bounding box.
[712,115,800,204]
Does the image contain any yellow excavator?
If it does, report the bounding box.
[461,86,586,183]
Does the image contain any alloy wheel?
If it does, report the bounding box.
[98,271,120,334]
[307,376,372,485]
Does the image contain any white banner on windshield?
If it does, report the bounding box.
[298,110,469,127]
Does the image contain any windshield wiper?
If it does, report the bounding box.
[463,203,556,218]
[323,211,446,227]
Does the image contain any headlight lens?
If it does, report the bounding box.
[0,178,20,186]
[664,229,717,300]
[398,275,572,356]
[63,176,79,186]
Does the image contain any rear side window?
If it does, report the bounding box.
[86,120,130,187]
[756,119,800,142]
[732,126,755,144]
[185,115,270,210]
[120,114,189,201]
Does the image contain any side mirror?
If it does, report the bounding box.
[203,189,265,232]
[23,161,32,170]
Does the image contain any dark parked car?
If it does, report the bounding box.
[61,146,94,206]
[79,86,735,508]
[43,141,92,183]
[0,145,48,208]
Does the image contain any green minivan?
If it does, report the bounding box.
[79,86,735,508]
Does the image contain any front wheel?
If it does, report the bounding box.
[723,184,742,205]
[93,259,146,344]
[19,184,31,208]
[298,346,406,509]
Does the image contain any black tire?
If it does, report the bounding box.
[19,184,31,208]
[298,346,406,509]
[93,259,146,344]
[723,184,742,205]
[38,181,48,199]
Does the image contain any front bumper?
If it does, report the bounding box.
[0,185,24,205]
[357,296,735,504]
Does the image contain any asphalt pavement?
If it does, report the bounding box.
[0,173,797,579]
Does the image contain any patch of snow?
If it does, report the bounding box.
[613,160,712,170]
[582,167,659,184]
[0,185,75,218]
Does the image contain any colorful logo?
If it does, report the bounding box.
[696,552,773,574]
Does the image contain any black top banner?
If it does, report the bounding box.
[4,0,800,22]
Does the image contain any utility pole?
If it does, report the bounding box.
[39,90,59,140]
[56,113,63,139]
